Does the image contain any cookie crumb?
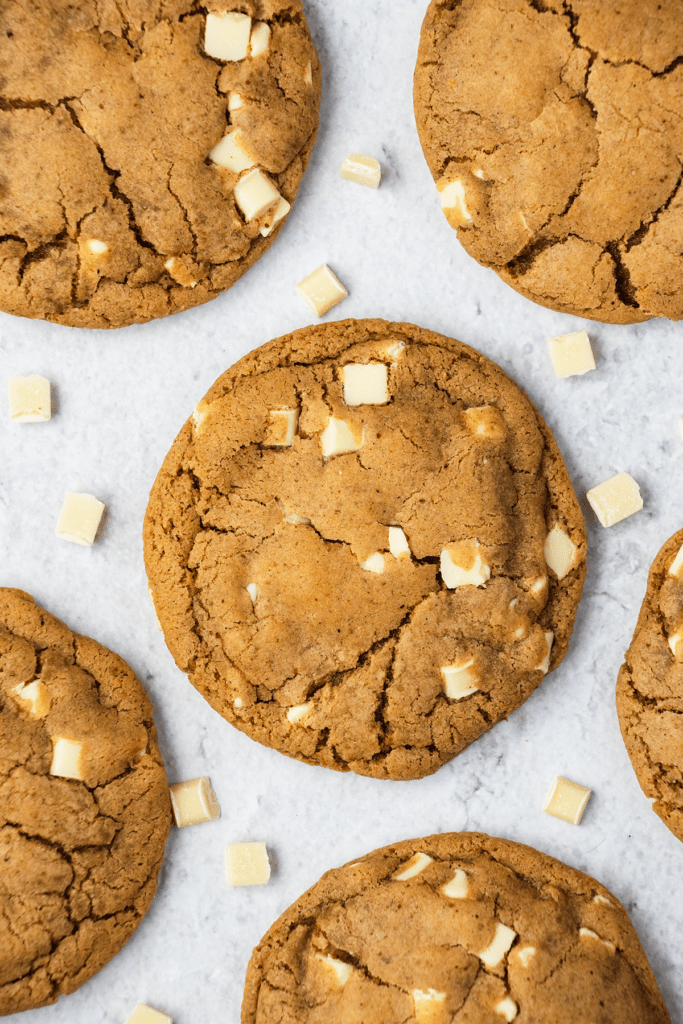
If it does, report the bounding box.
[543,775,591,825]
[56,492,105,546]
[340,153,382,189]
[586,472,643,528]
[296,264,348,317]
[8,375,51,422]
[169,777,221,828]
[226,841,271,886]
[547,331,596,379]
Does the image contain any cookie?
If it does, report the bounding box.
[144,318,586,781]
[0,589,172,1015]
[242,831,670,1024]
[0,1,320,329]
[414,0,683,325]
[617,529,683,844]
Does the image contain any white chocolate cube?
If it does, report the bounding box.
[204,11,251,61]
[12,680,50,717]
[412,989,447,1024]
[547,331,595,378]
[479,922,516,968]
[209,130,255,173]
[286,702,311,724]
[342,363,389,406]
[304,61,313,85]
[225,841,271,886]
[234,169,281,221]
[586,472,643,528]
[264,408,298,446]
[125,1005,172,1024]
[250,21,270,56]
[50,737,84,780]
[579,927,614,951]
[386,340,406,360]
[85,238,108,255]
[169,777,221,828]
[246,583,258,604]
[670,543,683,577]
[543,775,591,825]
[462,405,506,440]
[320,417,362,458]
[340,153,382,189]
[441,658,479,700]
[359,552,385,574]
[228,91,244,111]
[388,527,411,558]
[163,257,197,289]
[437,177,472,225]
[440,541,490,588]
[495,996,518,1022]
[260,196,291,237]
[393,851,433,881]
[56,492,105,547]
[316,954,353,988]
[441,869,468,899]
[9,375,51,422]
[296,264,348,317]
[536,631,554,674]
[544,525,578,580]
[513,946,536,968]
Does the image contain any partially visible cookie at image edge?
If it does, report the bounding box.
[617,528,683,844]
[414,0,683,325]
[144,318,586,782]
[0,1,320,329]
[242,832,670,1024]
[0,588,172,1015]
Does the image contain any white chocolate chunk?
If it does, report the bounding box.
[479,922,517,968]
[386,341,405,359]
[12,680,50,717]
[669,543,683,577]
[250,21,270,56]
[513,946,536,968]
[440,541,490,589]
[192,400,210,432]
[246,583,258,604]
[234,697,243,708]
[225,841,270,886]
[50,737,84,780]
[8,375,51,422]
[260,196,291,237]
[360,552,385,574]
[593,894,614,907]
[56,492,105,547]
[228,91,244,111]
[320,417,362,458]
[85,238,108,255]
[441,869,468,899]
[205,11,251,61]
[531,576,547,595]
[393,852,433,881]
[340,153,382,189]
[536,631,554,674]
[437,178,472,225]
[441,658,479,700]
[495,996,518,1021]
[287,703,311,724]
[579,927,615,951]
[668,626,683,659]
[462,405,506,439]
[304,61,313,85]
[316,954,354,988]
[265,408,299,446]
[234,168,281,221]
[543,775,591,825]
[547,330,595,378]
[296,264,348,317]
[285,511,311,525]
[125,1004,172,1024]
[586,472,643,528]
[164,256,197,289]
[388,527,411,558]
[544,525,578,580]
[342,363,389,406]
[169,776,221,828]
[412,989,447,1024]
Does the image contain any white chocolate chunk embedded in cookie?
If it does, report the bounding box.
[205,11,251,61]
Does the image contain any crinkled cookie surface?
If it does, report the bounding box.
[617,529,683,845]
[242,832,670,1024]
[144,319,586,781]
[0,589,171,1015]
[414,0,683,324]
[0,0,320,328]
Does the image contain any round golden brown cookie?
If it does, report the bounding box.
[0,1,320,329]
[414,0,683,325]
[144,319,586,781]
[0,588,172,1015]
[617,529,683,845]
[242,831,670,1024]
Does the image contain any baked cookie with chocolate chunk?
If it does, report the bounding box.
[0,1,320,328]
[0,589,172,1015]
[144,319,586,781]
[414,0,683,324]
[617,529,683,844]
[242,832,670,1024]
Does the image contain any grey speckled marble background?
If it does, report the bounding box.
[2,1,683,1021]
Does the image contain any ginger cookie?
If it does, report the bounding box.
[617,529,683,844]
[144,319,586,781]
[0,589,172,1015]
[242,831,670,1024]
[414,0,683,325]
[0,1,320,329]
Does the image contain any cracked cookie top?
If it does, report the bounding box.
[0,0,320,329]
[242,831,670,1024]
[617,528,683,846]
[143,319,586,781]
[0,588,172,1015]
[414,0,683,325]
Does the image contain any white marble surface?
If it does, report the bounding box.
[2,1,683,1021]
